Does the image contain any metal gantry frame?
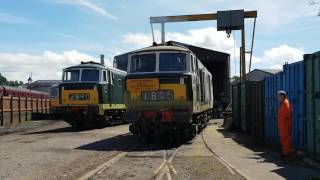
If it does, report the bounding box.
[150,10,257,82]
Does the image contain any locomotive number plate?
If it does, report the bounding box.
[127,78,159,92]
[69,93,90,101]
[141,90,173,101]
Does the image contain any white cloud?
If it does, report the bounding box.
[122,27,235,52]
[229,44,304,74]
[261,44,304,68]
[51,0,117,19]
[0,12,39,25]
[77,0,117,19]
[121,27,305,75]
[0,50,112,82]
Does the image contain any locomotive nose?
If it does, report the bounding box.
[61,85,99,105]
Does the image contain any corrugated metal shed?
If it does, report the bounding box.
[304,51,320,160]
[232,69,281,84]
[283,61,305,150]
[25,80,61,93]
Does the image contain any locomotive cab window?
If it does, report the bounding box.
[103,71,107,83]
[118,79,122,87]
[190,55,194,72]
[81,69,100,82]
[63,70,80,82]
[130,54,156,73]
[159,53,186,72]
[107,71,113,84]
[50,88,58,98]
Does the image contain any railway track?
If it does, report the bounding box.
[78,124,242,180]
[154,147,180,180]
[77,142,180,180]
[77,144,143,180]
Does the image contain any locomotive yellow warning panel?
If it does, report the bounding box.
[127,78,159,91]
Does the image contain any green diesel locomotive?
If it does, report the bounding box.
[125,44,214,143]
[57,59,127,127]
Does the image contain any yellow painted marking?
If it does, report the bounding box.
[61,89,98,105]
[160,84,186,101]
[127,78,159,92]
[50,98,59,107]
[101,104,126,110]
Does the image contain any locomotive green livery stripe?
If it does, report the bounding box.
[100,104,126,110]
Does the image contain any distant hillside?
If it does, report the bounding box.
[0,73,24,87]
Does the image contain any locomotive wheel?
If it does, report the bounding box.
[141,122,154,143]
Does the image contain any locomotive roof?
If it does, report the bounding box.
[64,61,126,75]
[131,44,190,53]
[65,61,105,69]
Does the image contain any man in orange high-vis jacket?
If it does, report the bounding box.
[277,91,293,158]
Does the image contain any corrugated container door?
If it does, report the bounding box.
[246,81,264,138]
[264,77,272,141]
[305,51,320,160]
[283,61,305,150]
[264,72,283,144]
[239,81,264,137]
[241,84,247,132]
[255,82,264,138]
[232,84,241,130]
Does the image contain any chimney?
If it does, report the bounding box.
[100,54,105,65]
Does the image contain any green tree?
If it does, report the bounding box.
[0,73,8,85]
[0,73,24,87]
[231,75,240,81]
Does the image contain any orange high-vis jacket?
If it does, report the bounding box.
[278,98,293,156]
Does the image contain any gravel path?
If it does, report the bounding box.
[0,120,245,180]
[0,121,141,180]
[91,126,243,180]
[0,120,57,136]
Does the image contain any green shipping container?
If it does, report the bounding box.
[232,84,241,130]
[240,81,264,138]
[304,51,320,161]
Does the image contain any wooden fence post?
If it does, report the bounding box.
[31,97,33,114]
[36,98,39,114]
[18,96,21,123]
[25,97,28,121]
[41,99,43,114]
[10,96,13,125]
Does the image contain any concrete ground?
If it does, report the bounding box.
[0,120,242,180]
[204,120,320,180]
[0,119,319,180]
[91,126,243,180]
[0,121,141,180]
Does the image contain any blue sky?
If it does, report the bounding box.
[0,0,319,81]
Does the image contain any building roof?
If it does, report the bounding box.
[257,69,282,74]
[231,69,282,84]
[25,80,62,91]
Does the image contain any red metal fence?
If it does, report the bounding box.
[0,96,50,126]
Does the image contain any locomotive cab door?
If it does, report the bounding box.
[107,70,114,105]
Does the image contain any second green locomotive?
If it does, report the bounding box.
[57,60,127,127]
[125,44,214,143]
